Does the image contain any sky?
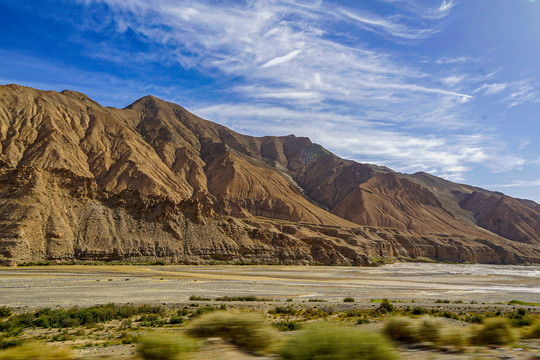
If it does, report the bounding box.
[1,0,539,202]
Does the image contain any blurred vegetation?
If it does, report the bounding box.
[186,311,276,354]
[0,343,74,360]
[279,323,397,360]
[138,333,200,360]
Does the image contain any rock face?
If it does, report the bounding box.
[0,84,539,265]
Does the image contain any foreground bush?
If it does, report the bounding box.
[186,311,276,354]
[279,323,397,360]
[138,333,200,360]
[0,343,74,360]
[473,318,514,345]
[383,317,417,343]
[526,322,540,339]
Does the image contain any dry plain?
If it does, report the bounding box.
[0,263,538,308]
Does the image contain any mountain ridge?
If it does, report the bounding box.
[0,84,538,265]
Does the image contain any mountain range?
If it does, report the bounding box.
[0,84,538,266]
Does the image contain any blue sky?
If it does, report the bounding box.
[1,0,539,202]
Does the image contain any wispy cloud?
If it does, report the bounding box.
[61,0,533,183]
[490,179,540,188]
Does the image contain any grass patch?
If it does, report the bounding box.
[508,300,540,306]
[343,297,355,303]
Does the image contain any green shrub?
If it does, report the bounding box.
[382,317,417,343]
[416,319,440,343]
[268,306,298,316]
[273,321,302,331]
[377,299,394,314]
[507,308,533,327]
[0,307,11,319]
[526,322,540,339]
[0,338,24,350]
[0,342,74,360]
[474,318,514,346]
[279,323,397,360]
[138,333,199,360]
[343,297,355,303]
[411,306,426,315]
[438,329,469,349]
[186,311,276,354]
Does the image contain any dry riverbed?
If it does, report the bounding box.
[0,263,538,308]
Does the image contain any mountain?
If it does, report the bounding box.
[0,84,538,266]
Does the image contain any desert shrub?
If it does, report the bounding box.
[465,314,484,323]
[279,323,397,360]
[526,322,540,339]
[0,307,11,319]
[138,333,199,360]
[377,299,394,314]
[0,338,24,350]
[0,342,74,360]
[168,316,184,324]
[411,306,426,315]
[343,297,355,303]
[189,295,210,301]
[191,306,217,318]
[507,308,533,327]
[186,311,276,354]
[416,319,440,343]
[383,317,417,343]
[273,321,302,332]
[268,306,298,316]
[438,329,469,349]
[473,318,514,345]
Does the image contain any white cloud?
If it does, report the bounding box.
[474,83,507,95]
[491,180,540,188]
[442,75,465,87]
[69,0,530,181]
[261,50,302,68]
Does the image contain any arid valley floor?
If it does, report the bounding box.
[0,263,539,360]
[1,263,538,308]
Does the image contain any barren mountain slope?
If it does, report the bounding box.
[0,84,539,261]
[461,192,540,245]
[1,166,538,266]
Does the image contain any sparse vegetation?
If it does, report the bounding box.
[215,296,271,302]
[509,299,540,306]
[273,320,302,331]
[343,297,355,303]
